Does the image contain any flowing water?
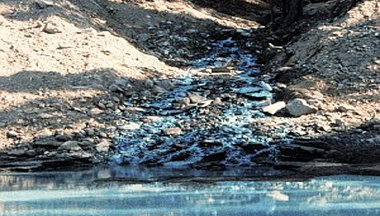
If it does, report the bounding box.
[112,34,287,167]
[1,167,380,216]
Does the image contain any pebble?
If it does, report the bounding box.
[212,97,223,106]
[55,134,72,142]
[109,84,123,92]
[96,139,112,152]
[90,108,104,115]
[188,93,206,104]
[262,101,286,115]
[57,141,82,152]
[151,86,167,94]
[159,80,175,90]
[164,127,182,136]
[144,79,154,88]
[6,131,19,138]
[118,122,141,130]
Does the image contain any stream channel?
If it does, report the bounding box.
[2,166,380,216]
[4,30,375,216]
[112,32,284,167]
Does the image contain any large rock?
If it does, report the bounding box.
[286,98,317,117]
[262,101,286,115]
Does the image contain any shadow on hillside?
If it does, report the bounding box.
[0,0,264,68]
[186,0,270,24]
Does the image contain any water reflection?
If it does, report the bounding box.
[1,167,380,216]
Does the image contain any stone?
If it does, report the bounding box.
[151,86,167,94]
[286,98,317,117]
[260,81,273,91]
[109,84,123,92]
[198,100,213,108]
[8,149,26,156]
[43,22,62,34]
[118,122,140,130]
[212,97,223,106]
[84,128,95,136]
[96,139,112,152]
[58,141,82,152]
[164,127,182,136]
[34,138,63,147]
[337,105,355,112]
[188,93,205,104]
[55,134,72,142]
[159,80,174,90]
[178,97,191,106]
[114,78,129,87]
[6,131,19,138]
[144,79,154,88]
[97,102,106,109]
[262,101,286,115]
[90,108,103,115]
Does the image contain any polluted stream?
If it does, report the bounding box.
[2,167,380,216]
[112,32,288,167]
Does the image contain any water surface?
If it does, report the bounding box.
[1,167,380,216]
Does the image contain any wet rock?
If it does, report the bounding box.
[55,134,72,142]
[158,80,174,90]
[58,141,82,152]
[262,101,286,115]
[178,97,191,106]
[151,86,167,94]
[169,151,191,161]
[260,81,273,92]
[25,149,37,157]
[164,127,182,136]
[144,79,154,88]
[6,131,19,138]
[239,142,268,153]
[8,149,26,156]
[201,151,227,162]
[279,144,326,161]
[109,84,123,92]
[286,98,317,117]
[188,93,206,104]
[96,139,112,152]
[34,138,63,148]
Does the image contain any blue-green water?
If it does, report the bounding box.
[1,167,380,216]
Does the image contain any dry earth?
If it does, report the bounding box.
[0,0,379,172]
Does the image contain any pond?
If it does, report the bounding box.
[1,166,380,216]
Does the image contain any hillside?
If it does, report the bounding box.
[0,0,379,174]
